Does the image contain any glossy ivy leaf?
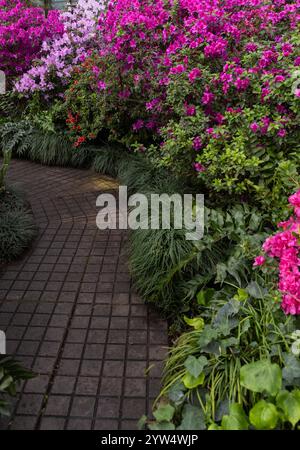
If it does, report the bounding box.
[177,404,206,430]
[184,355,208,378]
[221,403,249,430]
[167,381,185,406]
[220,337,239,352]
[246,281,267,299]
[213,299,240,326]
[198,326,219,348]
[182,371,205,389]
[249,400,279,430]
[276,390,300,428]
[240,360,282,396]
[213,300,240,336]
[149,421,176,430]
[153,404,175,423]
[184,316,205,331]
[282,354,300,386]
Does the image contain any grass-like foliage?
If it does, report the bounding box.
[0,188,36,263]
[0,120,98,168]
[93,145,130,178]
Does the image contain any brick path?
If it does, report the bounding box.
[0,160,168,430]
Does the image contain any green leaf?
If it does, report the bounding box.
[0,375,13,391]
[249,400,279,430]
[233,288,248,302]
[197,288,215,306]
[182,371,205,389]
[246,281,267,299]
[198,326,219,348]
[221,403,249,430]
[184,355,208,378]
[149,421,176,430]
[208,423,222,430]
[137,415,147,430]
[177,404,206,430]
[153,404,175,423]
[276,390,300,427]
[240,360,282,396]
[184,316,204,331]
[167,381,185,405]
[282,354,300,386]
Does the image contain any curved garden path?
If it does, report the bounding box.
[0,159,168,430]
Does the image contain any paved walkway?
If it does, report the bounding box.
[0,160,168,430]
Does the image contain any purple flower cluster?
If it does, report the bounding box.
[15,0,105,94]
[0,0,63,79]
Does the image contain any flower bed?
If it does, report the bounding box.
[1,0,300,430]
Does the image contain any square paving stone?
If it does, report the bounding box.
[80,359,102,377]
[44,327,65,341]
[124,378,146,397]
[103,361,124,377]
[83,344,104,359]
[57,359,80,375]
[62,343,84,359]
[94,419,119,430]
[40,417,66,430]
[120,420,138,430]
[100,377,123,396]
[44,395,71,416]
[11,415,37,430]
[17,340,39,356]
[126,361,147,378]
[70,397,95,418]
[17,394,43,415]
[76,377,99,396]
[106,344,126,360]
[97,397,120,419]
[33,357,56,374]
[67,418,92,430]
[51,376,76,395]
[121,398,146,419]
[24,375,50,393]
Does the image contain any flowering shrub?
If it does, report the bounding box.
[59,0,300,210]
[15,0,105,94]
[0,0,63,79]
[255,190,300,315]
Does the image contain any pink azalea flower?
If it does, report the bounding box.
[188,68,202,82]
[250,122,260,132]
[253,256,266,267]
[194,162,205,172]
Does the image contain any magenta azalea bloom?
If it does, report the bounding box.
[250,122,260,132]
[188,68,202,82]
[193,136,203,151]
[253,256,266,267]
[259,190,300,315]
[194,162,205,172]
